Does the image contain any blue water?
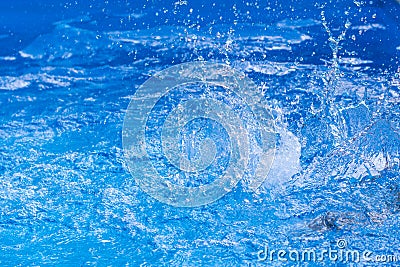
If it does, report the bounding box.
[1,0,400,266]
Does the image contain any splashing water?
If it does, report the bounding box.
[0,1,399,266]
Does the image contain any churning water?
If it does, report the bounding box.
[0,0,400,266]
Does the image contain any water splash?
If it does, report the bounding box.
[320,7,352,144]
[1,3,400,265]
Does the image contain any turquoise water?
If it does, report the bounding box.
[1,0,400,266]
